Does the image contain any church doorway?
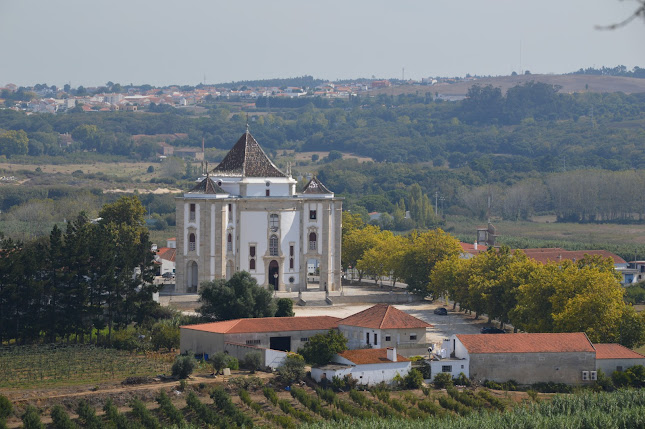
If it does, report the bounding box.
[187,261,198,292]
[269,260,279,290]
[306,258,320,289]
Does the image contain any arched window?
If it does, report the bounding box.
[249,259,256,270]
[269,235,279,256]
[189,233,196,251]
[309,232,317,251]
[227,233,232,252]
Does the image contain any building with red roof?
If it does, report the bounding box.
[338,304,432,356]
[594,343,645,375]
[180,304,432,369]
[431,333,643,386]
[311,347,411,386]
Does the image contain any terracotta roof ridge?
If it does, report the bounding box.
[380,305,391,329]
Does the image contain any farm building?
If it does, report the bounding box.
[311,347,411,386]
[180,304,433,367]
[594,343,645,375]
[180,315,340,368]
[338,304,432,356]
[439,333,597,385]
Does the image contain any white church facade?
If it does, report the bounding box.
[175,131,342,293]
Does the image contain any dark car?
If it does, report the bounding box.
[162,272,175,279]
[480,327,505,334]
[433,307,448,315]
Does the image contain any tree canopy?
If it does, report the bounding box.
[198,271,277,321]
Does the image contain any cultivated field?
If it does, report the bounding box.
[370,74,645,97]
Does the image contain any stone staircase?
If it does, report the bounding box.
[297,291,333,306]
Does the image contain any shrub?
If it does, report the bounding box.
[75,400,102,429]
[298,329,347,366]
[277,354,306,384]
[130,398,161,429]
[209,352,230,375]
[0,395,11,420]
[155,390,184,426]
[172,355,197,379]
[433,373,453,389]
[50,405,77,429]
[531,381,572,393]
[242,352,262,374]
[275,298,295,317]
[454,372,471,387]
[483,379,518,391]
[263,387,279,406]
[21,406,43,429]
[403,369,425,389]
[210,386,253,428]
[185,391,224,427]
[477,389,506,411]
[229,375,264,390]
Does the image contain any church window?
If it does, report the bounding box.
[189,233,196,251]
[269,235,279,256]
[227,233,232,252]
[269,214,279,231]
[189,203,196,221]
[250,245,256,257]
[266,189,270,197]
[228,203,232,212]
[249,259,256,270]
[309,232,317,251]
[310,210,317,220]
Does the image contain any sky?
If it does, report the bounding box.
[1,0,645,87]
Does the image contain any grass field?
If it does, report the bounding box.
[448,216,645,247]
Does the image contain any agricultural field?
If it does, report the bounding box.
[0,345,173,389]
[2,375,644,429]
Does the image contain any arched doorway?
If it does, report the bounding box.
[187,261,198,292]
[269,260,279,291]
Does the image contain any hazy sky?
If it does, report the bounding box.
[1,0,644,87]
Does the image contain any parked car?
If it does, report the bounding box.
[433,307,448,315]
[480,327,505,334]
[162,272,175,279]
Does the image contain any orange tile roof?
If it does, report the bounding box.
[456,333,595,354]
[594,343,645,360]
[338,348,410,365]
[520,249,626,265]
[339,304,432,330]
[181,316,341,334]
[156,247,176,262]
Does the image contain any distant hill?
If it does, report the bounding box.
[371,74,645,97]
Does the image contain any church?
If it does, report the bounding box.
[175,130,342,293]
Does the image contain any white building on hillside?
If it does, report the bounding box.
[175,130,342,293]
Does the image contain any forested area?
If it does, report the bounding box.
[2,81,645,228]
[342,213,645,348]
[0,196,159,344]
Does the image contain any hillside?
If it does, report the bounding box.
[371,74,645,97]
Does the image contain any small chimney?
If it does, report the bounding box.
[474,241,478,250]
[386,347,397,362]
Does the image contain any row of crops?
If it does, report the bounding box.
[0,344,173,388]
[6,383,645,428]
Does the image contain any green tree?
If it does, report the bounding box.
[209,352,231,375]
[0,130,28,157]
[402,229,462,296]
[277,354,306,384]
[242,352,262,373]
[298,329,347,366]
[275,298,295,317]
[199,271,276,320]
[172,355,197,379]
[21,406,43,429]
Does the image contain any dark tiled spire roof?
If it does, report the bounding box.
[212,132,287,178]
[301,176,332,194]
[188,176,226,194]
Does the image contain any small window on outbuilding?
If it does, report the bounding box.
[442,365,452,373]
[410,334,417,341]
